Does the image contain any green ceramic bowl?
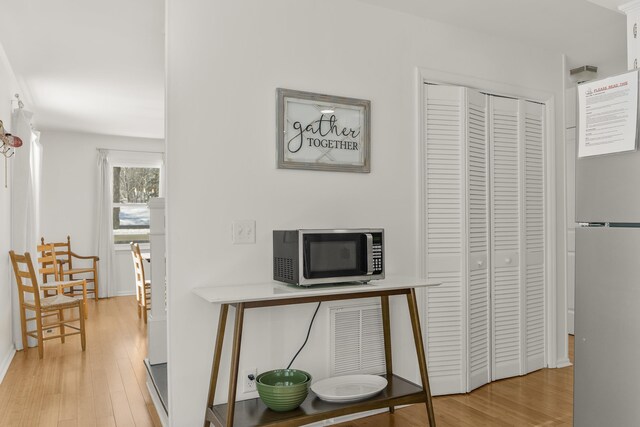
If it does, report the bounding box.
[256,369,311,412]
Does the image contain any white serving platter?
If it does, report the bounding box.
[311,374,387,403]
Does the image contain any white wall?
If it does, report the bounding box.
[39,130,162,296]
[0,43,21,381]
[166,1,567,425]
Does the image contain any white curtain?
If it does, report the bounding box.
[95,149,114,298]
[10,108,42,349]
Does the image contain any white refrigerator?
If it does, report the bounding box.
[574,72,640,426]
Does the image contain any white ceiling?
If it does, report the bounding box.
[357,0,627,66]
[585,0,627,12]
[0,0,164,139]
[0,0,628,139]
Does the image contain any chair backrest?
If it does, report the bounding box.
[37,243,61,282]
[130,242,146,287]
[9,250,42,310]
[40,235,72,265]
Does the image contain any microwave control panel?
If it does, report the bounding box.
[372,233,383,274]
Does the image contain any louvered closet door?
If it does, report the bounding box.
[523,101,545,373]
[424,85,490,395]
[424,85,465,395]
[489,96,522,381]
[466,91,490,392]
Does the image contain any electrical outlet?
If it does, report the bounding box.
[232,220,256,244]
[243,367,258,393]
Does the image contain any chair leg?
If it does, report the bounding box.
[94,270,99,301]
[145,289,151,321]
[19,305,28,352]
[36,313,44,359]
[59,309,66,343]
[143,300,148,324]
[79,304,86,352]
[82,279,88,319]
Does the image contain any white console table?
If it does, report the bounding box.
[193,276,439,427]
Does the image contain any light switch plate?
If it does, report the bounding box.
[232,220,256,244]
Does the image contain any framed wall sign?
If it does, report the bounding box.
[276,88,371,173]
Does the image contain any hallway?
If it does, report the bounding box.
[0,296,161,427]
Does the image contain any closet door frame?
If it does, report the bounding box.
[417,67,562,374]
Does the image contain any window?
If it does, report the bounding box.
[112,166,161,244]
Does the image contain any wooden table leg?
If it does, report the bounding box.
[380,295,394,414]
[226,303,245,427]
[203,304,229,427]
[406,288,436,427]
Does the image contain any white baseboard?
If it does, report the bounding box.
[146,374,168,427]
[301,406,412,426]
[116,290,136,297]
[0,345,16,384]
[303,409,386,426]
[556,357,573,368]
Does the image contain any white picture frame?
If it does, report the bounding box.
[276,88,371,173]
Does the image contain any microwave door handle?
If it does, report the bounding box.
[366,233,374,275]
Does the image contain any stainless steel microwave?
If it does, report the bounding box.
[273,229,384,286]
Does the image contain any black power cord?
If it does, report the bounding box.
[286,302,322,369]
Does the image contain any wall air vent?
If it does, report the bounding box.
[330,304,385,376]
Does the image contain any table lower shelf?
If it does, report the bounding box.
[206,374,426,427]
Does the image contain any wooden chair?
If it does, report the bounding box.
[41,236,99,301]
[37,243,89,319]
[9,250,86,359]
[130,243,151,323]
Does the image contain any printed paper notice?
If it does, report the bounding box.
[578,70,638,158]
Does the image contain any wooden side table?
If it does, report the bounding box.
[193,277,438,427]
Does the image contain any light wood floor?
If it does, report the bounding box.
[339,336,575,427]
[1,296,574,427]
[0,296,161,427]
